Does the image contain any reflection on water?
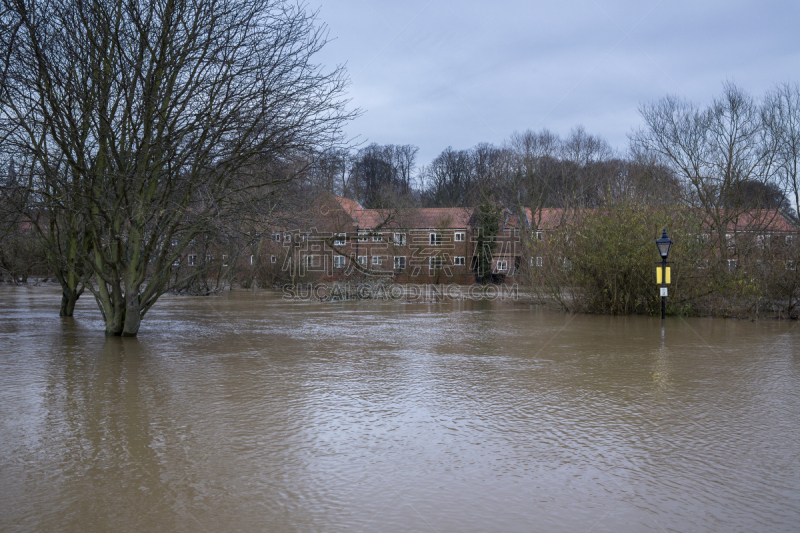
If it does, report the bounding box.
[1,286,799,532]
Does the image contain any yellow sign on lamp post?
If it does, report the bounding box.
[656,266,671,284]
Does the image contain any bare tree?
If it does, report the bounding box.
[307,148,353,197]
[351,144,396,208]
[765,82,800,221]
[504,129,561,229]
[390,144,419,196]
[350,143,419,208]
[559,125,615,207]
[0,0,355,336]
[421,146,476,207]
[632,82,780,257]
[470,142,505,199]
[624,149,683,206]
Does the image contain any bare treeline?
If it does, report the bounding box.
[296,125,686,214]
[296,144,420,208]
[293,83,799,229]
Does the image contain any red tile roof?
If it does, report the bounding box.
[333,196,473,230]
[335,196,364,218]
[523,208,573,230]
[720,210,796,233]
[332,197,796,234]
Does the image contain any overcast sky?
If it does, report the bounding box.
[311,0,799,167]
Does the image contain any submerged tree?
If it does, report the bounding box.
[0,0,355,335]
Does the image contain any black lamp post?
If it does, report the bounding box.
[656,229,673,321]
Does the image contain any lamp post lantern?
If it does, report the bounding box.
[656,229,673,321]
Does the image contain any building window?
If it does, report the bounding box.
[430,233,442,246]
[222,254,228,267]
[728,259,737,271]
[726,233,734,247]
[394,256,406,270]
[205,254,213,263]
[394,233,406,245]
[333,256,346,269]
[530,256,542,267]
[786,235,795,246]
[250,255,254,265]
[786,260,796,271]
[496,260,508,272]
[271,255,277,263]
[756,235,768,248]
[429,256,443,270]
[172,257,180,267]
[334,233,346,246]
[372,255,382,266]
[272,232,280,242]
[453,256,465,266]
[454,232,465,242]
[281,232,290,243]
[536,231,543,241]
[372,233,383,242]
[188,254,197,266]
[358,255,367,266]
[698,233,709,244]
[358,230,368,242]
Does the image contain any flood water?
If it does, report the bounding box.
[1,285,799,532]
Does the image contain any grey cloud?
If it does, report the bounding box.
[313,0,800,164]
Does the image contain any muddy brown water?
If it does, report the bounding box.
[0,285,798,532]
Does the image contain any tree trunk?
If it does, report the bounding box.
[104,306,125,336]
[121,296,141,337]
[98,295,141,337]
[98,284,126,337]
[59,286,83,317]
[119,272,142,337]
